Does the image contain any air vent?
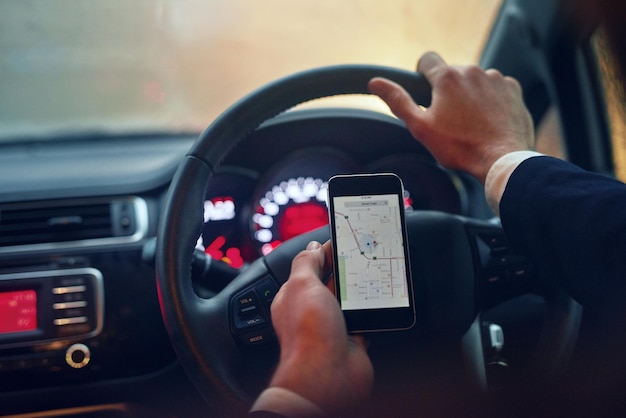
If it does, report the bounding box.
[0,197,146,250]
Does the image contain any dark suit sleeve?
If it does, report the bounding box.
[499,156,626,310]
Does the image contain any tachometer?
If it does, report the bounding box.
[252,177,329,255]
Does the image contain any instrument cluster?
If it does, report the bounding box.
[197,147,466,270]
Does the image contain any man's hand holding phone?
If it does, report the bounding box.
[255,240,374,416]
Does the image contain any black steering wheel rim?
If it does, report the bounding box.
[155,65,432,413]
[189,65,431,169]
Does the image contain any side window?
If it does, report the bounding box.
[535,106,566,160]
[592,29,626,181]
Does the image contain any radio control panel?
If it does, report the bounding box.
[0,268,104,349]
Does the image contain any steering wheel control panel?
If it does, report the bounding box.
[469,227,535,308]
[230,276,279,347]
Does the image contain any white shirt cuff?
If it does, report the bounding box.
[250,387,328,418]
[484,151,544,216]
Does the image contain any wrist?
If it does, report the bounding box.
[473,144,531,184]
[250,387,328,418]
[484,150,544,215]
[267,358,325,409]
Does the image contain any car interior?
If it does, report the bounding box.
[1,0,624,416]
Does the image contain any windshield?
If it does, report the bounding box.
[0,0,501,141]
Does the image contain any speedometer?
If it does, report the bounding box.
[252,177,329,255]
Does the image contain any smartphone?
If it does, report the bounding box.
[327,173,415,333]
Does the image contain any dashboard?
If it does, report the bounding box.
[0,107,492,416]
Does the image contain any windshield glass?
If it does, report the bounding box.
[0,0,501,141]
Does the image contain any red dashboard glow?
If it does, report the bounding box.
[205,235,245,269]
[279,203,329,241]
[0,290,37,334]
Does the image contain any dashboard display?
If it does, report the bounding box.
[252,177,329,255]
[200,172,257,269]
[202,197,245,269]
[0,290,37,334]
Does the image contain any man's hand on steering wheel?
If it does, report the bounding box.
[368,51,534,184]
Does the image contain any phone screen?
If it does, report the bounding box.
[332,193,410,311]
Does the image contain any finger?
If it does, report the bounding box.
[319,241,337,296]
[321,240,334,281]
[326,274,336,294]
[368,77,424,125]
[416,51,447,79]
[484,68,522,93]
[350,334,371,351]
[288,240,326,283]
[322,239,332,260]
[273,241,327,310]
[485,68,504,78]
[504,75,522,93]
[307,240,322,251]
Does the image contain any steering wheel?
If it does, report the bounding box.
[155,65,582,417]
